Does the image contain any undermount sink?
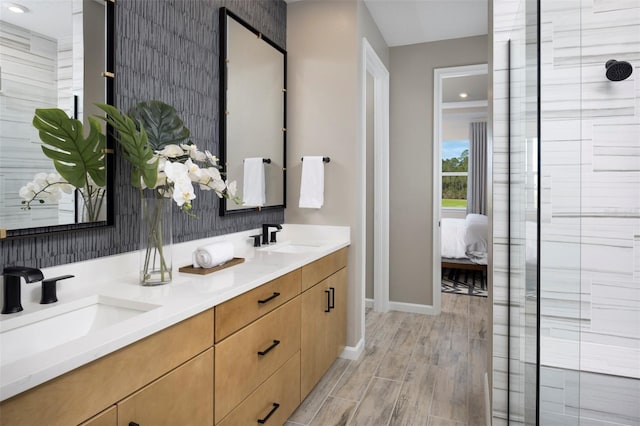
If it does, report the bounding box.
[0,295,160,366]
[259,241,324,254]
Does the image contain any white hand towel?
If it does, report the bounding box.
[299,156,324,208]
[193,242,234,269]
[242,158,266,207]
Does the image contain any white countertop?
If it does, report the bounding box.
[0,224,350,401]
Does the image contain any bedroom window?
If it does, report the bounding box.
[442,140,468,209]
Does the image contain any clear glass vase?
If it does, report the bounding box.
[140,195,172,285]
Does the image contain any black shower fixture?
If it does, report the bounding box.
[605,59,633,81]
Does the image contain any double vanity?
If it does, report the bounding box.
[0,225,350,426]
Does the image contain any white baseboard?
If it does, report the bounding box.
[365,298,374,308]
[340,338,364,360]
[388,301,438,315]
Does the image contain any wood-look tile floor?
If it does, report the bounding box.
[286,293,489,426]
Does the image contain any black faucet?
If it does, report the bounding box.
[2,266,44,314]
[261,224,282,245]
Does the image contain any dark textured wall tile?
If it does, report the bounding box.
[1,0,286,268]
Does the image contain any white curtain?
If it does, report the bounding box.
[467,122,487,215]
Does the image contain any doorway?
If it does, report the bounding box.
[433,63,489,312]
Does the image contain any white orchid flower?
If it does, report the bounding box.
[184,159,204,182]
[181,144,207,162]
[152,155,165,171]
[163,161,188,183]
[43,188,62,202]
[198,167,226,193]
[154,171,167,188]
[172,181,196,207]
[19,185,36,200]
[156,144,185,158]
[205,150,219,166]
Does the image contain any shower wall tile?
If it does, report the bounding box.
[634,234,640,280]
[539,0,640,386]
[592,123,640,172]
[593,0,640,13]
[540,366,640,426]
[0,0,287,268]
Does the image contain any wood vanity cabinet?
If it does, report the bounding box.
[300,249,348,398]
[0,247,349,426]
[0,309,214,426]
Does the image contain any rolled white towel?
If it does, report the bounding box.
[193,242,234,269]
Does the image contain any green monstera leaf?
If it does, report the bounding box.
[32,108,106,189]
[127,100,191,151]
[96,103,158,189]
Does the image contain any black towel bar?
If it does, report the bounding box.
[301,157,330,163]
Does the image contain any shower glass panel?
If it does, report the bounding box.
[507,0,538,422]
[537,0,640,424]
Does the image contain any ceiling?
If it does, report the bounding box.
[363,0,488,47]
[442,74,488,102]
[0,0,72,40]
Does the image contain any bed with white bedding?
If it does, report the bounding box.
[441,214,488,265]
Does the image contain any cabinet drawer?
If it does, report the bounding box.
[117,348,214,426]
[0,309,214,426]
[301,247,348,291]
[215,298,301,423]
[215,269,301,342]
[217,352,301,426]
[79,406,116,426]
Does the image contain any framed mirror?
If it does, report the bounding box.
[219,7,286,215]
[0,0,114,238]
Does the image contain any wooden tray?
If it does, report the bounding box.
[179,257,245,275]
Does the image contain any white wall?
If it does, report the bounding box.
[286,0,360,347]
[286,0,389,349]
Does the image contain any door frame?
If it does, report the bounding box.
[359,37,390,331]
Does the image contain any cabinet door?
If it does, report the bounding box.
[117,348,214,426]
[332,268,347,357]
[79,406,116,426]
[300,275,336,398]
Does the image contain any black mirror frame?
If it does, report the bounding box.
[3,1,115,239]
[218,7,287,216]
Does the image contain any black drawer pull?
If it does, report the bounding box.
[325,289,331,312]
[329,287,335,309]
[257,339,281,356]
[257,402,280,424]
[129,422,140,426]
[258,292,281,304]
